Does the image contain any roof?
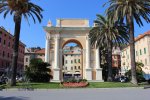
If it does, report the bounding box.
[35,49,45,54]
[122,30,150,51]
[135,30,150,42]
[0,26,26,47]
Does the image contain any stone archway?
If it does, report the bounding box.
[44,19,103,82]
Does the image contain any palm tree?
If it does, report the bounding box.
[106,0,150,85]
[89,14,129,81]
[0,0,43,86]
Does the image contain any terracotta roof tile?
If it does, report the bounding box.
[122,30,150,51]
[135,30,150,41]
[35,49,45,54]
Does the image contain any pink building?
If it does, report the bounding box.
[0,27,25,75]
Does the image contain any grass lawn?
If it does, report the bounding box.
[0,82,149,89]
[88,82,137,88]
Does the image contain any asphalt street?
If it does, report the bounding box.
[0,88,150,100]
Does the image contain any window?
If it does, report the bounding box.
[78,66,80,69]
[140,49,142,55]
[8,42,10,47]
[3,40,5,45]
[145,59,147,65]
[71,60,73,64]
[65,67,67,70]
[136,51,138,56]
[26,58,28,62]
[78,59,80,63]
[74,59,76,63]
[144,48,146,54]
[74,66,77,70]
[71,67,73,70]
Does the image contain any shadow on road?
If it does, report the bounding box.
[0,97,28,100]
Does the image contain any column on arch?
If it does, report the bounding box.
[85,34,92,80]
[52,34,60,82]
[45,33,50,63]
[95,47,103,81]
[54,34,60,69]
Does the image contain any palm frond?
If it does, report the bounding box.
[89,14,129,49]
[0,0,43,24]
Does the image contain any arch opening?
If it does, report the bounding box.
[62,39,83,49]
[61,40,83,80]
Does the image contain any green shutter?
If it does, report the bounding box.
[140,49,142,55]
[144,48,146,54]
[78,59,80,63]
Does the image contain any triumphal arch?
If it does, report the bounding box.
[43,19,103,82]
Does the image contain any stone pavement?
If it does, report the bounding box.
[0,88,150,100]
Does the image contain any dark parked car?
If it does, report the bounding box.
[114,75,129,82]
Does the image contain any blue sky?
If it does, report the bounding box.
[0,0,150,48]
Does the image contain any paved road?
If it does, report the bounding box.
[0,88,150,100]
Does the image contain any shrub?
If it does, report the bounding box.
[25,58,51,82]
[63,78,87,83]
[125,68,145,83]
[78,79,87,82]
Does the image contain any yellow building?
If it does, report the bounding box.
[121,31,150,74]
[63,46,82,78]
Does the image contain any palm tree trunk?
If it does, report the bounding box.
[11,13,22,86]
[127,14,138,85]
[107,42,113,81]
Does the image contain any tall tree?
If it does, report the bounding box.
[89,14,129,81]
[0,0,43,86]
[106,0,150,85]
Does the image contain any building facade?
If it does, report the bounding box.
[112,47,121,75]
[121,31,150,74]
[24,48,45,67]
[63,46,82,78]
[44,19,103,82]
[0,27,25,75]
